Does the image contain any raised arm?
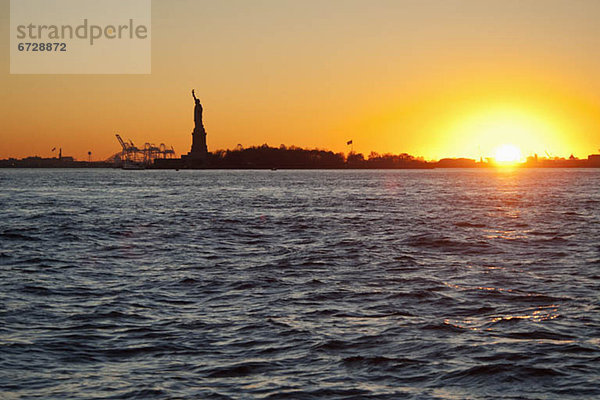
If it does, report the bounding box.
[192,89,198,101]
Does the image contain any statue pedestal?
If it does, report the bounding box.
[183,126,208,167]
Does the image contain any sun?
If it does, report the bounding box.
[436,103,573,163]
[494,144,523,165]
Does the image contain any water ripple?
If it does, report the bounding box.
[1,168,599,399]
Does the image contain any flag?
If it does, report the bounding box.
[346,140,353,145]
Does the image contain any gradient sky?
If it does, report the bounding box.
[1,0,600,161]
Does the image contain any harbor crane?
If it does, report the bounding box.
[115,134,176,166]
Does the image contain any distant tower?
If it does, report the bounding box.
[187,89,208,162]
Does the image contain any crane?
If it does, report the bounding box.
[115,133,176,165]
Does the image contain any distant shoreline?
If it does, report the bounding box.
[2,145,599,169]
[2,162,600,170]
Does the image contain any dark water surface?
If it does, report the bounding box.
[1,169,599,399]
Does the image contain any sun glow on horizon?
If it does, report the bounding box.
[494,144,523,165]
[433,102,573,161]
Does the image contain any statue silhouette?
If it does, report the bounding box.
[192,89,203,129]
[188,89,208,161]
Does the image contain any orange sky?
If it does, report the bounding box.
[1,0,600,161]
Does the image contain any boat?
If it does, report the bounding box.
[122,161,146,170]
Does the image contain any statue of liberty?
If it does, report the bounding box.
[189,89,208,158]
[192,89,204,130]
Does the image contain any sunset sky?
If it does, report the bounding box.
[1,0,600,161]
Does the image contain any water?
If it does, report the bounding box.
[1,168,599,399]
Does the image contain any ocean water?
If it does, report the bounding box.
[1,168,599,399]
